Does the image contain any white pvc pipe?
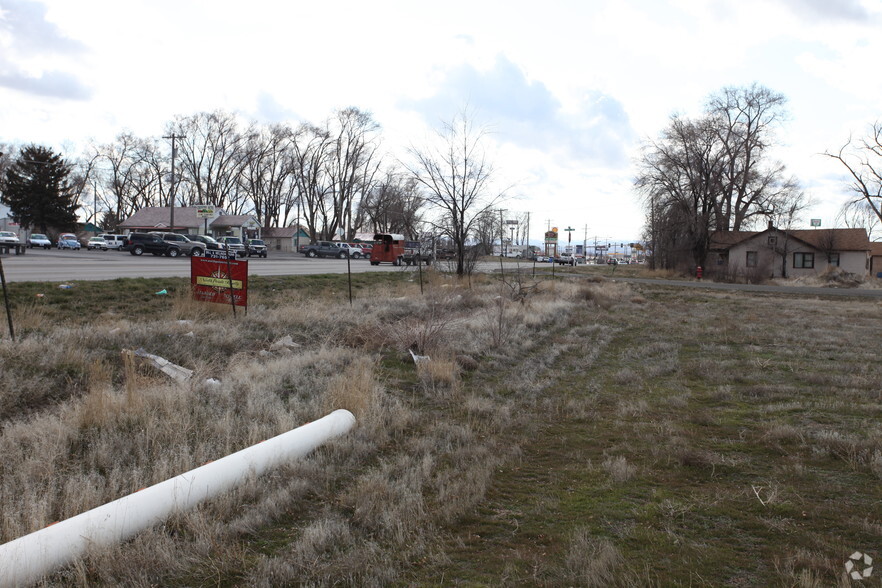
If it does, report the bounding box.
[0,409,356,588]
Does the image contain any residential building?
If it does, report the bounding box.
[119,206,261,239]
[709,223,872,279]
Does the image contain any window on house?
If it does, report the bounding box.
[793,252,814,269]
[746,251,758,268]
[828,253,840,267]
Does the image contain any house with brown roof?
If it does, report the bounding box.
[119,206,261,239]
[709,223,872,279]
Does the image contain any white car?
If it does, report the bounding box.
[339,243,366,259]
[87,236,108,250]
[0,231,22,245]
[28,233,52,249]
[98,234,127,250]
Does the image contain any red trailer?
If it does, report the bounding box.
[369,233,406,266]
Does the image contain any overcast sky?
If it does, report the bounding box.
[2,0,881,243]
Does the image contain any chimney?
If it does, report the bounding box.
[768,220,774,230]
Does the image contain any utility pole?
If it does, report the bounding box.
[583,224,588,259]
[499,209,507,256]
[163,134,183,231]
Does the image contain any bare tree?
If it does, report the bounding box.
[91,133,158,227]
[169,111,249,212]
[636,114,725,269]
[404,111,506,276]
[359,168,424,235]
[324,107,383,240]
[240,123,299,228]
[291,123,333,241]
[825,122,882,232]
[709,84,799,231]
[838,200,880,241]
[637,85,805,271]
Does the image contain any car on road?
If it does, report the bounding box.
[27,234,52,249]
[217,236,248,258]
[339,243,366,259]
[187,234,222,251]
[98,234,127,250]
[0,231,22,245]
[300,241,347,259]
[57,233,81,250]
[87,236,108,250]
[245,239,268,258]
[122,232,181,257]
[149,232,205,257]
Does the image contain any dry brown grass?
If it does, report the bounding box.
[2,272,881,586]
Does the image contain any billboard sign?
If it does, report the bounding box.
[810,219,821,227]
[196,206,215,219]
[191,255,247,307]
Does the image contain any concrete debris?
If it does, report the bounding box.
[270,335,301,351]
[133,348,193,383]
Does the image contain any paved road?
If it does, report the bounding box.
[3,250,880,299]
[0,248,409,283]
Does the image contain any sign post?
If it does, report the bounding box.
[196,206,215,234]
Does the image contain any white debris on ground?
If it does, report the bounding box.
[409,349,430,365]
[270,335,301,352]
[132,348,194,383]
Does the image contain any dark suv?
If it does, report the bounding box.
[122,233,182,257]
[245,239,268,258]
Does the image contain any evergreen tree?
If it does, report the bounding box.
[1,145,79,234]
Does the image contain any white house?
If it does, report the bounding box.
[709,224,872,280]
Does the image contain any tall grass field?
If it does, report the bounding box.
[0,269,880,586]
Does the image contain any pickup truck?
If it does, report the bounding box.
[400,241,434,266]
[299,241,347,259]
[554,252,578,266]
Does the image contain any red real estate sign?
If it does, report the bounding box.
[190,253,248,307]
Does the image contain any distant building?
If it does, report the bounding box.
[262,226,310,252]
[119,206,261,239]
[709,223,873,279]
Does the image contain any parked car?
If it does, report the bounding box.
[87,236,108,250]
[300,241,347,259]
[358,243,373,259]
[98,234,127,250]
[0,231,22,245]
[57,233,81,250]
[217,236,247,258]
[187,234,222,250]
[149,232,205,256]
[245,239,268,258]
[27,233,52,249]
[121,232,181,257]
[339,243,366,259]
